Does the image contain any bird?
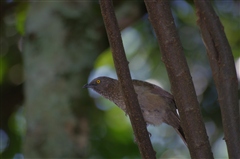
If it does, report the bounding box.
[83,76,187,146]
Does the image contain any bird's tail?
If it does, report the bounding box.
[175,126,188,147]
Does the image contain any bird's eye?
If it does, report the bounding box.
[96,80,101,84]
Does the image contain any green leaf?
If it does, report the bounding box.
[16,3,29,35]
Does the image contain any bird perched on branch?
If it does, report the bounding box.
[83,76,187,146]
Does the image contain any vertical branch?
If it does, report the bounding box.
[195,1,240,158]
[99,1,156,159]
[144,1,213,158]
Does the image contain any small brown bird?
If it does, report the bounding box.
[83,76,187,146]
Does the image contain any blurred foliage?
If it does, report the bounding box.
[15,3,28,35]
[0,59,7,83]
[1,0,239,159]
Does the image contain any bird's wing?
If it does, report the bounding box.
[132,80,187,146]
[132,80,173,98]
[132,80,176,109]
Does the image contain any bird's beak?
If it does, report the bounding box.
[83,84,89,88]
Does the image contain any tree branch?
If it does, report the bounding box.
[194,1,240,158]
[99,0,156,159]
[144,1,213,158]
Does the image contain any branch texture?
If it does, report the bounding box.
[144,1,213,158]
[195,1,240,158]
[99,1,156,158]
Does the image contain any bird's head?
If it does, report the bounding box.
[83,76,118,97]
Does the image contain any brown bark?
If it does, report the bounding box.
[144,1,213,158]
[99,0,156,159]
[195,1,240,158]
